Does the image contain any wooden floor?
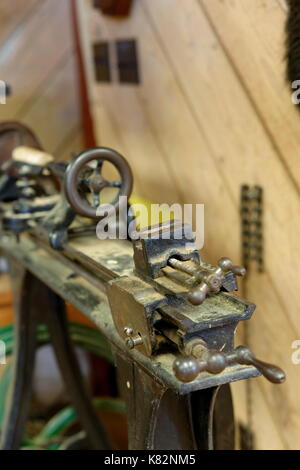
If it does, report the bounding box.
[0,0,84,158]
[78,0,300,449]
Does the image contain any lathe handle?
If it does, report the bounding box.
[233,346,285,384]
[187,257,246,306]
[173,346,285,384]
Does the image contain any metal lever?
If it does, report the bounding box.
[169,257,246,306]
[173,344,285,384]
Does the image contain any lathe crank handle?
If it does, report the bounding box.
[169,257,246,306]
[173,344,285,384]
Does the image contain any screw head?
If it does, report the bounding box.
[218,257,233,272]
[124,327,133,336]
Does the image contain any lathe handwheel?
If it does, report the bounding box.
[64,147,133,219]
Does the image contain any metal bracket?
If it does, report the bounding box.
[116,40,139,84]
[93,40,139,84]
[93,42,111,83]
[241,185,263,273]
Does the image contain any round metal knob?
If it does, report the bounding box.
[218,257,246,276]
[187,283,208,305]
[173,356,200,382]
[64,147,133,220]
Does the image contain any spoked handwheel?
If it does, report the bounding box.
[64,147,133,219]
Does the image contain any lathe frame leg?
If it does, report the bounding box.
[0,266,40,449]
[43,283,111,450]
[0,266,110,450]
[115,352,235,450]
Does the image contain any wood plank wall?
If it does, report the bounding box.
[0,0,84,158]
[77,0,300,449]
[0,0,84,380]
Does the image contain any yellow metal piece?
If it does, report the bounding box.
[129,195,174,229]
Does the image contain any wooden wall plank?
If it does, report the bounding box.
[82,0,241,263]
[0,0,74,121]
[246,272,300,449]
[55,126,84,161]
[200,0,300,192]
[85,4,182,204]
[19,54,81,155]
[0,0,84,157]
[232,376,286,449]
[142,0,300,344]
[0,0,40,47]
[251,380,286,450]
[142,0,300,448]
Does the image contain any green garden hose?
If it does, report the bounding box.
[0,321,125,449]
[32,397,126,448]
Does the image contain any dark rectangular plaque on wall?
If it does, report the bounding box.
[93,0,133,16]
[93,42,111,82]
[116,39,139,84]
